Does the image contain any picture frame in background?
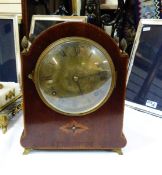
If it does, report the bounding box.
[126,19,162,117]
[29,15,87,38]
[21,0,74,36]
[0,14,21,83]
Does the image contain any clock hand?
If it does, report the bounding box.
[76,81,83,95]
[73,76,83,95]
[79,71,109,80]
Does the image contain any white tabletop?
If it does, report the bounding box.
[0,106,162,175]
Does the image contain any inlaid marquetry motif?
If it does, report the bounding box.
[60,120,88,135]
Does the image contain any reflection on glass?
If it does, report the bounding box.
[0,19,17,82]
[126,25,162,111]
[33,20,63,37]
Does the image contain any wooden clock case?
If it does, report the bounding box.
[20,22,128,151]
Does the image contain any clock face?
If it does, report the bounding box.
[34,37,115,116]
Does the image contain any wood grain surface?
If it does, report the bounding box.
[20,22,128,150]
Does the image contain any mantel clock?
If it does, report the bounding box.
[20,22,128,154]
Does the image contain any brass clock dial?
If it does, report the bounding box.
[34,37,115,116]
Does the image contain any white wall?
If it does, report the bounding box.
[0,0,21,13]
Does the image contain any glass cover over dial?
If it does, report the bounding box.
[34,37,115,116]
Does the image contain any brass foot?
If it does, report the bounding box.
[2,126,7,134]
[0,115,8,134]
[23,148,32,155]
[112,149,123,155]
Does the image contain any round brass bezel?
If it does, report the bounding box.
[34,37,116,116]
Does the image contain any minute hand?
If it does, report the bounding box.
[78,71,109,80]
